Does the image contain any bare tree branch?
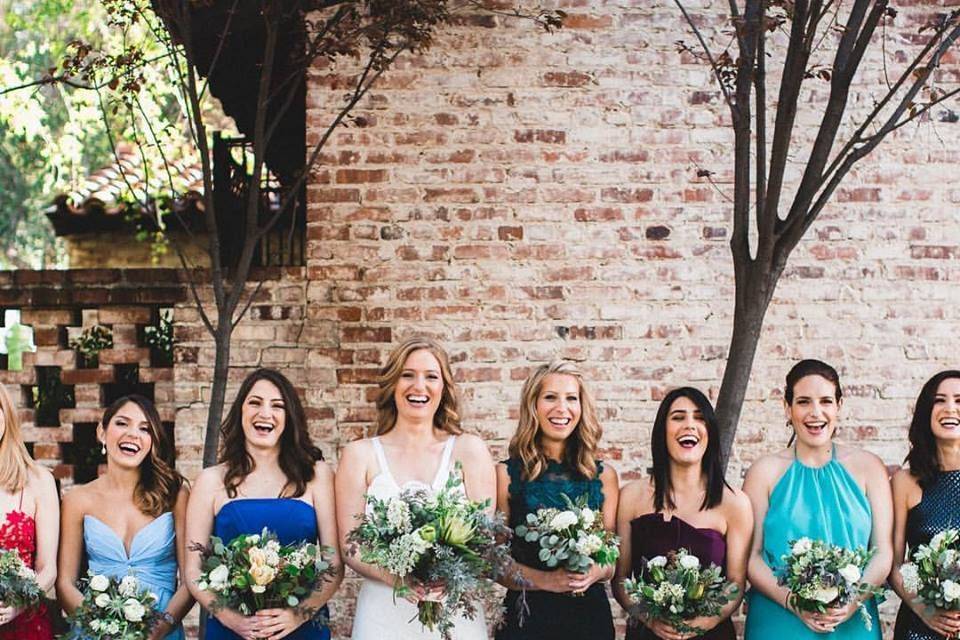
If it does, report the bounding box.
[674,0,736,112]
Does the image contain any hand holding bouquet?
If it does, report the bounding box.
[622,548,738,635]
[192,528,335,618]
[348,465,513,639]
[900,528,960,611]
[514,493,619,575]
[0,547,43,611]
[778,537,882,630]
[65,573,158,640]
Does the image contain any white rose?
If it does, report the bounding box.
[900,563,921,594]
[580,508,596,527]
[839,564,862,584]
[122,598,146,622]
[931,531,949,549]
[791,538,813,556]
[118,575,139,597]
[942,549,958,568]
[94,593,111,608]
[89,574,111,592]
[208,563,230,589]
[106,621,120,634]
[943,580,960,603]
[810,585,839,604]
[647,555,668,568]
[574,533,602,557]
[549,511,579,531]
[678,554,701,570]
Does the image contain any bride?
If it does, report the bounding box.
[335,337,496,640]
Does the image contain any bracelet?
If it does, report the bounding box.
[158,611,177,627]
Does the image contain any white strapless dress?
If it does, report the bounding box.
[350,436,489,640]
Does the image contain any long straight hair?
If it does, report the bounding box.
[100,395,183,517]
[905,370,960,489]
[219,368,323,499]
[0,383,36,492]
[651,387,725,512]
[508,360,602,481]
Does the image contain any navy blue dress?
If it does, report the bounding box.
[204,499,330,640]
[894,470,960,640]
[495,458,614,640]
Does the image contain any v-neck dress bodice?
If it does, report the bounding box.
[82,512,182,640]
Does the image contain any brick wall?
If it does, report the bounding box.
[298,3,960,636]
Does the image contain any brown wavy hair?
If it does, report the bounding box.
[219,369,323,499]
[508,360,602,481]
[0,383,37,492]
[100,395,182,517]
[375,337,463,436]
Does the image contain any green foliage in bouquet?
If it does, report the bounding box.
[900,528,960,612]
[348,463,514,639]
[0,548,43,609]
[514,493,620,573]
[623,548,737,635]
[778,537,884,630]
[64,573,159,640]
[192,528,335,617]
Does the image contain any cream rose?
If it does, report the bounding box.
[122,598,146,622]
[89,574,111,592]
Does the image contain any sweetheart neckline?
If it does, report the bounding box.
[84,512,172,559]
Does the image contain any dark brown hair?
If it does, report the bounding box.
[219,368,323,499]
[905,370,960,489]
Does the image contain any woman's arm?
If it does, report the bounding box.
[456,434,496,513]
[742,457,793,608]
[56,488,88,614]
[184,467,260,640]
[32,467,59,595]
[334,441,399,586]
[859,451,894,590]
[569,462,619,593]
[493,462,573,594]
[150,485,195,640]
[612,480,642,613]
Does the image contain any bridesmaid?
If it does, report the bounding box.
[743,359,892,639]
[890,370,960,639]
[0,382,58,640]
[613,387,752,640]
[185,368,343,640]
[495,360,619,640]
[58,395,192,639]
[336,336,494,640]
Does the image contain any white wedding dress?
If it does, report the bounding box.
[350,436,489,640]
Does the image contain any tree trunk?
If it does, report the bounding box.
[202,329,232,468]
[715,287,772,471]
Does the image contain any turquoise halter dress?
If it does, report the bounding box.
[744,447,881,640]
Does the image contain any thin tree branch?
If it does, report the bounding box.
[674,0,736,113]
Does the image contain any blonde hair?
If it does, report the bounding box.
[375,337,463,436]
[0,383,37,492]
[508,360,602,481]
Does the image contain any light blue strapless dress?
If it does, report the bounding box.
[83,512,183,640]
[204,498,330,640]
[744,448,881,640]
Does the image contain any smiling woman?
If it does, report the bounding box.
[57,395,192,640]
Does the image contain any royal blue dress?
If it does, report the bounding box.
[204,498,330,640]
[83,512,183,640]
[744,447,880,640]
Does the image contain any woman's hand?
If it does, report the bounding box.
[147,618,174,640]
[400,576,446,604]
[255,607,307,640]
[536,568,576,593]
[789,600,848,634]
[215,608,263,640]
[0,603,22,627]
[644,617,701,640]
[915,605,960,638]
[568,563,610,594]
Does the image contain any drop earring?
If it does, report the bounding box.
[101,442,106,455]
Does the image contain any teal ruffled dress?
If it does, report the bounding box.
[744,447,881,640]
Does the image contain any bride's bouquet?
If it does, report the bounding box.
[622,548,738,634]
[0,547,43,609]
[192,528,335,617]
[900,528,960,611]
[348,465,513,639]
[65,573,159,640]
[778,537,882,630]
[513,494,619,574]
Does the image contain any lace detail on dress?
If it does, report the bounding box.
[0,510,52,640]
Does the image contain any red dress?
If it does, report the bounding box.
[0,495,52,640]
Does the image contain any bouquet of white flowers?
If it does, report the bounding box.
[900,528,960,611]
[513,494,619,574]
[192,528,335,617]
[0,547,43,610]
[622,548,738,634]
[64,573,159,640]
[778,537,882,630]
[348,466,513,639]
